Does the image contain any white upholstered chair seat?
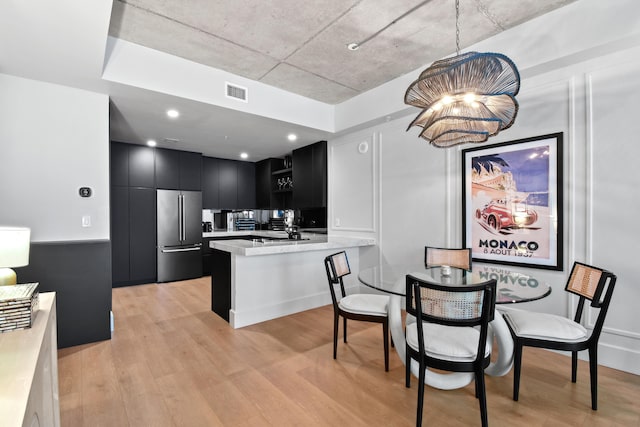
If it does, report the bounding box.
[405,322,492,362]
[503,310,588,343]
[338,294,388,317]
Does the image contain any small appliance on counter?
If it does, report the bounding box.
[202,221,212,232]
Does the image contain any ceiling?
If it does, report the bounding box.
[4,0,580,161]
[106,0,578,160]
[109,0,578,104]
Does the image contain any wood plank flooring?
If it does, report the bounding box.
[58,277,640,426]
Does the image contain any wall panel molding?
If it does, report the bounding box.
[329,132,377,232]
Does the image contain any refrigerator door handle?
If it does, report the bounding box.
[181,193,186,242]
[178,194,184,241]
[161,246,201,253]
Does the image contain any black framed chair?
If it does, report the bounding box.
[424,246,472,271]
[405,274,496,427]
[503,261,617,410]
[324,251,391,371]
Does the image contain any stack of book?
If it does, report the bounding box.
[0,282,39,333]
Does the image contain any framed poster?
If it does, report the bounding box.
[462,133,563,270]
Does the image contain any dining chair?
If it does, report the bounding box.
[405,274,496,427]
[324,251,391,371]
[424,246,472,271]
[502,261,617,410]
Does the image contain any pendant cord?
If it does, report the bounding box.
[455,0,460,56]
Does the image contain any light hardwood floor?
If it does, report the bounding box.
[58,277,640,426]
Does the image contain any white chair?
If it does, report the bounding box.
[405,274,496,427]
[324,251,391,371]
[503,261,617,410]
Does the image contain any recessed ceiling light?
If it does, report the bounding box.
[166,109,180,119]
[287,133,297,142]
[147,139,157,147]
[240,152,248,159]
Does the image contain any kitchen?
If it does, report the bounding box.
[110,139,373,327]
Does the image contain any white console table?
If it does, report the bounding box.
[0,292,60,427]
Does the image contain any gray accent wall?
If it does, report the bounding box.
[15,241,112,348]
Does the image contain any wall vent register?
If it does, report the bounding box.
[226,82,248,102]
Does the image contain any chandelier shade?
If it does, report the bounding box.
[405,51,520,148]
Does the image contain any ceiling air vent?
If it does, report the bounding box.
[226,82,248,102]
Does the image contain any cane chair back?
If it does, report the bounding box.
[503,261,617,410]
[405,275,496,427]
[324,251,390,371]
[424,246,472,271]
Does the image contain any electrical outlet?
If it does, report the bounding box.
[82,215,91,227]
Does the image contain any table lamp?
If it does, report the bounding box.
[0,227,31,286]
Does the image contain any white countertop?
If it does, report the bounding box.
[0,292,58,427]
[209,234,375,256]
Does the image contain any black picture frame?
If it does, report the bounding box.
[462,133,563,270]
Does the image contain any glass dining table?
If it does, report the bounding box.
[358,264,551,390]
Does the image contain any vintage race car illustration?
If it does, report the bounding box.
[475,197,538,231]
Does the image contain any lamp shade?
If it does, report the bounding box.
[405,51,520,147]
[0,227,31,268]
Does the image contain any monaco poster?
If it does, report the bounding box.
[462,133,563,270]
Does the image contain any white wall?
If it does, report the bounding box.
[0,74,110,242]
[328,0,640,374]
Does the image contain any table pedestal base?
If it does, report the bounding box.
[388,295,513,390]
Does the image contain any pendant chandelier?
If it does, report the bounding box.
[405,0,520,148]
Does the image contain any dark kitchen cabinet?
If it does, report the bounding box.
[218,159,237,208]
[202,157,220,209]
[237,161,256,208]
[292,140,327,208]
[128,144,155,188]
[180,151,202,190]
[202,156,256,209]
[110,186,129,284]
[156,148,202,190]
[155,148,180,189]
[211,249,231,322]
[110,186,156,286]
[311,141,327,208]
[255,159,271,209]
[110,141,157,287]
[110,142,129,187]
[129,187,156,283]
[110,186,156,287]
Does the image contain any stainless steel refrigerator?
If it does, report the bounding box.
[157,189,203,282]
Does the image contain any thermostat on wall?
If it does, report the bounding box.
[79,187,92,198]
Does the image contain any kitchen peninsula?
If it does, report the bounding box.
[209,232,375,328]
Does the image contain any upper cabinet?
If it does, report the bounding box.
[204,157,256,209]
[156,148,202,190]
[293,140,327,208]
[202,157,220,209]
[237,161,256,209]
[110,141,155,188]
[218,159,238,208]
[129,144,156,188]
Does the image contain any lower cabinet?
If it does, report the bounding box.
[111,186,156,286]
[211,249,231,321]
[129,188,156,283]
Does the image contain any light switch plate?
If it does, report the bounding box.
[82,215,91,227]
